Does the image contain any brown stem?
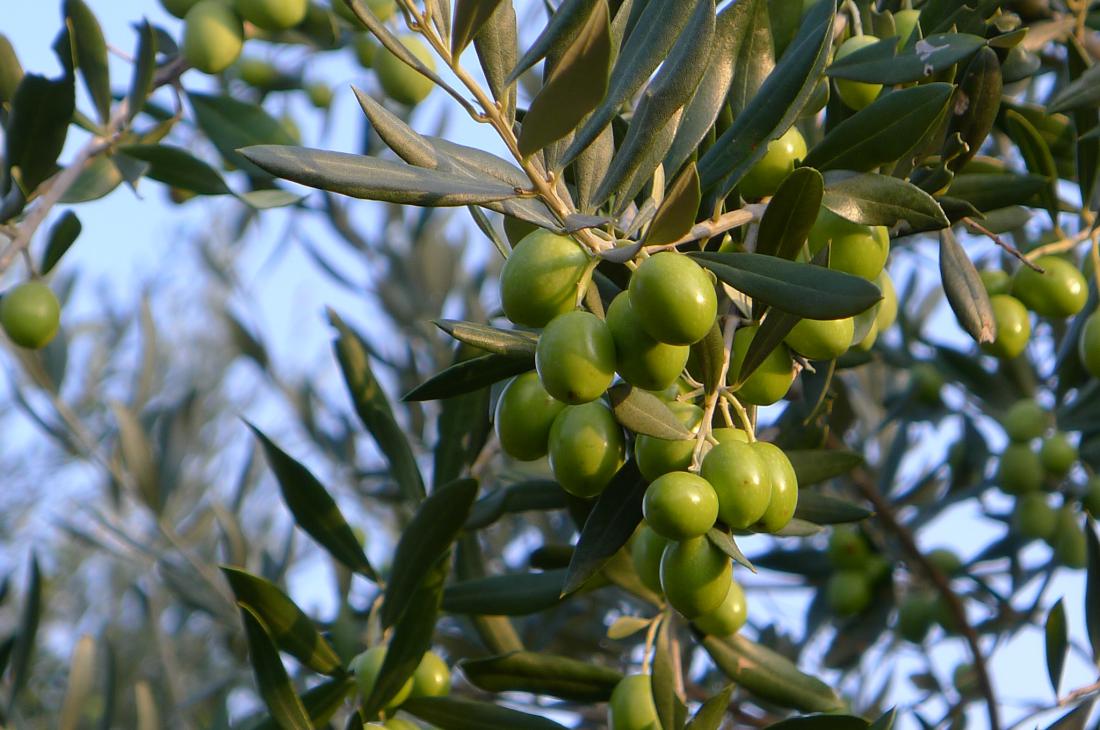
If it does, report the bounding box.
[962,217,1043,272]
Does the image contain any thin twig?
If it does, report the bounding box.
[962,217,1043,272]
[1005,677,1100,730]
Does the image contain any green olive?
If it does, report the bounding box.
[712,427,749,444]
[660,536,732,618]
[606,292,690,391]
[692,578,747,637]
[494,371,565,461]
[375,35,437,107]
[729,325,796,406]
[634,402,703,481]
[535,311,616,404]
[893,8,921,45]
[236,0,308,30]
[807,208,890,280]
[982,294,1031,359]
[825,569,872,616]
[826,526,870,571]
[1002,399,1048,442]
[896,592,935,643]
[997,443,1043,495]
[1013,493,1057,541]
[927,548,962,576]
[1051,506,1087,569]
[351,646,412,709]
[784,316,855,361]
[751,441,798,533]
[0,282,60,350]
[1012,255,1088,318]
[643,471,719,540]
[547,402,625,498]
[631,525,669,595]
[409,651,450,698]
[608,674,659,730]
[980,269,1011,296]
[739,126,808,200]
[1079,310,1100,378]
[499,229,589,327]
[1039,432,1077,477]
[628,252,717,345]
[833,35,883,110]
[700,440,771,530]
[182,1,244,75]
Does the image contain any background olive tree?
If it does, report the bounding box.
[1,1,1100,729]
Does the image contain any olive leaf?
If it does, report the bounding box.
[939,229,995,345]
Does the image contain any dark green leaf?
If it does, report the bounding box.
[454,535,526,654]
[41,210,81,275]
[690,252,882,320]
[1067,40,1099,209]
[939,229,994,345]
[248,424,377,579]
[756,167,824,260]
[562,460,646,595]
[697,0,834,196]
[188,92,296,175]
[822,172,948,230]
[236,189,305,210]
[433,320,537,357]
[1049,62,1100,114]
[473,0,518,124]
[1003,109,1060,226]
[0,34,23,105]
[5,73,74,194]
[221,567,342,675]
[691,320,725,395]
[943,173,1047,212]
[119,144,231,196]
[645,162,701,246]
[793,491,872,525]
[240,145,520,206]
[701,634,844,713]
[442,569,566,615]
[685,684,733,730]
[706,528,755,572]
[652,618,682,730]
[765,715,869,730]
[1086,517,1100,662]
[465,480,567,530]
[784,449,864,487]
[433,353,493,489]
[506,0,596,84]
[726,0,773,119]
[516,1,610,158]
[252,676,354,730]
[460,651,622,702]
[64,0,110,124]
[451,0,505,56]
[382,479,478,627]
[802,84,954,172]
[737,309,799,386]
[826,32,985,85]
[403,696,568,730]
[238,606,312,730]
[403,352,533,401]
[126,21,156,124]
[1045,597,1067,696]
[945,46,1001,172]
[608,385,691,440]
[329,311,425,501]
[868,708,897,730]
[59,155,126,204]
[6,554,40,709]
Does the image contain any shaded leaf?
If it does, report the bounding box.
[826,33,985,85]
[238,606,312,730]
[738,309,800,386]
[5,73,75,194]
[608,385,692,440]
[756,167,824,260]
[726,0,773,119]
[451,0,505,56]
[473,0,518,124]
[1086,517,1100,662]
[706,528,755,572]
[442,569,567,615]
[188,92,296,174]
[939,229,994,344]
[460,651,622,702]
[126,20,156,124]
[794,491,872,525]
[403,352,533,401]
[403,696,568,730]
[434,319,537,357]
[945,46,1001,172]
[64,0,110,124]
[765,716,869,729]
[645,162,701,246]
[41,210,81,275]
[944,173,1047,212]
[58,635,96,730]
[784,449,864,487]
[822,172,948,230]
[119,144,231,196]
[651,618,682,730]
[1049,62,1100,114]
[465,480,567,530]
[506,0,597,83]
[1003,109,1060,226]
[251,677,354,730]
[686,684,733,730]
[6,555,40,709]
[1045,598,1067,696]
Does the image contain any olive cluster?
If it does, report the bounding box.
[996,399,1097,568]
[351,646,450,727]
[894,549,966,644]
[822,526,892,618]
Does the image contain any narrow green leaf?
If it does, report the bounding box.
[738,309,799,386]
[119,144,232,196]
[1067,39,1099,209]
[764,715,869,729]
[706,528,755,572]
[517,0,610,158]
[58,635,96,730]
[822,172,948,230]
[237,189,305,210]
[41,210,81,275]
[1045,598,1067,696]
[1003,109,1060,226]
[939,229,995,345]
[465,480,567,530]
[382,479,478,627]
[686,684,733,730]
[868,708,897,730]
[943,173,1048,212]
[451,0,505,56]
[945,46,1001,173]
[702,634,844,713]
[64,0,110,124]
[691,252,883,320]
[608,615,651,640]
[794,491,872,525]
[221,567,342,675]
[608,385,692,440]
[433,320,537,357]
[432,353,493,489]
[1049,62,1100,114]
[645,162,701,246]
[238,606,312,730]
[251,677,355,730]
[826,32,985,85]
[403,696,568,730]
[442,569,567,615]
[652,618,682,730]
[460,651,623,702]
[248,424,377,579]
[7,554,40,710]
[697,0,834,196]
[1086,517,1100,662]
[727,0,773,118]
[111,402,160,514]
[756,167,824,260]
[473,0,518,124]
[403,352,533,401]
[188,92,296,174]
[562,460,646,595]
[692,320,726,395]
[59,154,125,204]
[506,0,595,83]
[126,21,156,123]
[784,449,864,487]
[454,535,526,654]
[802,84,954,173]
[5,73,75,194]
[329,311,425,501]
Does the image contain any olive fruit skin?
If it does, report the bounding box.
[983,294,1031,359]
[712,427,749,444]
[896,592,935,643]
[1050,507,1087,569]
[701,440,771,530]
[752,442,798,533]
[161,0,202,19]
[410,651,450,698]
[631,525,669,595]
[535,311,616,404]
[547,402,625,498]
[634,402,702,481]
[1080,311,1100,377]
[1039,432,1077,476]
[643,471,719,540]
[834,35,883,110]
[739,126,807,200]
[660,536,732,618]
[306,82,334,108]
[0,282,60,350]
[628,252,717,346]
[353,33,377,67]
[1013,493,1056,540]
[911,362,944,404]
[606,293,690,391]
[1002,399,1048,442]
[894,8,921,45]
[351,646,413,709]
[827,526,870,570]
[236,0,308,30]
[784,316,854,361]
[980,269,1011,296]
[693,578,748,636]
[997,444,1043,495]
[375,35,437,106]
[807,208,889,280]
[927,548,962,577]
[493,372,565,461]
[1012,255,1087,318]
[333,0,396,25]
[729,326,796,405]
[953,663,979,696]
[499,230,589,328]
[1082,476,1100,516]
[382,720,418,730]
[183,1,244,74]
[826,569,872,616]
[608,674,659,730]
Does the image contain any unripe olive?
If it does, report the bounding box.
[692,578,747,637]
[1039,432,1077,477]
[1002,399,1048,442]
[927,548,962,577]
[896,592,935,643]
[634,402,703,481]
[547,402,625,498]
[0,282,61,350]
[410,651,450,698]
[382,719,418,730]
[161,0,202,19]
[834,35,883,110]
[375,35,436,107]
[807,208,890,280]
[608,674,659,730]
[1080,310,1100,378]
[660,536,732,618]
[182,1,244,75]
[729,325,796,406]
[982,294,1031,359]
[236,0,308,30]
[980,269,1011,296]
[739,126,807,200]
[911,362,944,405]
[1012,255,1088,318]
[631,525,669,595]
[893,8,921,45]
[712,427,750,444]
[494,371,565,461]
[628,252,717,345]
[353,33,377,67]
[351,646,412,709]
[499,229,589,327]
[606,292,690,391]
[306,82,334,108]
[751,441,798,533]
[953,663,979,697]
[535,311,616,404]
[784,316,855,361]
[643,471,719,540]
[1083,476,1100,516]
[825,569,872,616]
[997,443,1043,495]
[1013,493,1056,540]
[827,526,870,571]
[1051,506,1087,568]
[332,0,396,25]
[700,440,771,530]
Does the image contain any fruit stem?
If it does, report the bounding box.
[1090,232,1100,313]
[723,392,756,442]
[902,0,913,9]
[640,613,662,674]
[843,0,864,36]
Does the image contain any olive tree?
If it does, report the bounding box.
[1,1,1100,729]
